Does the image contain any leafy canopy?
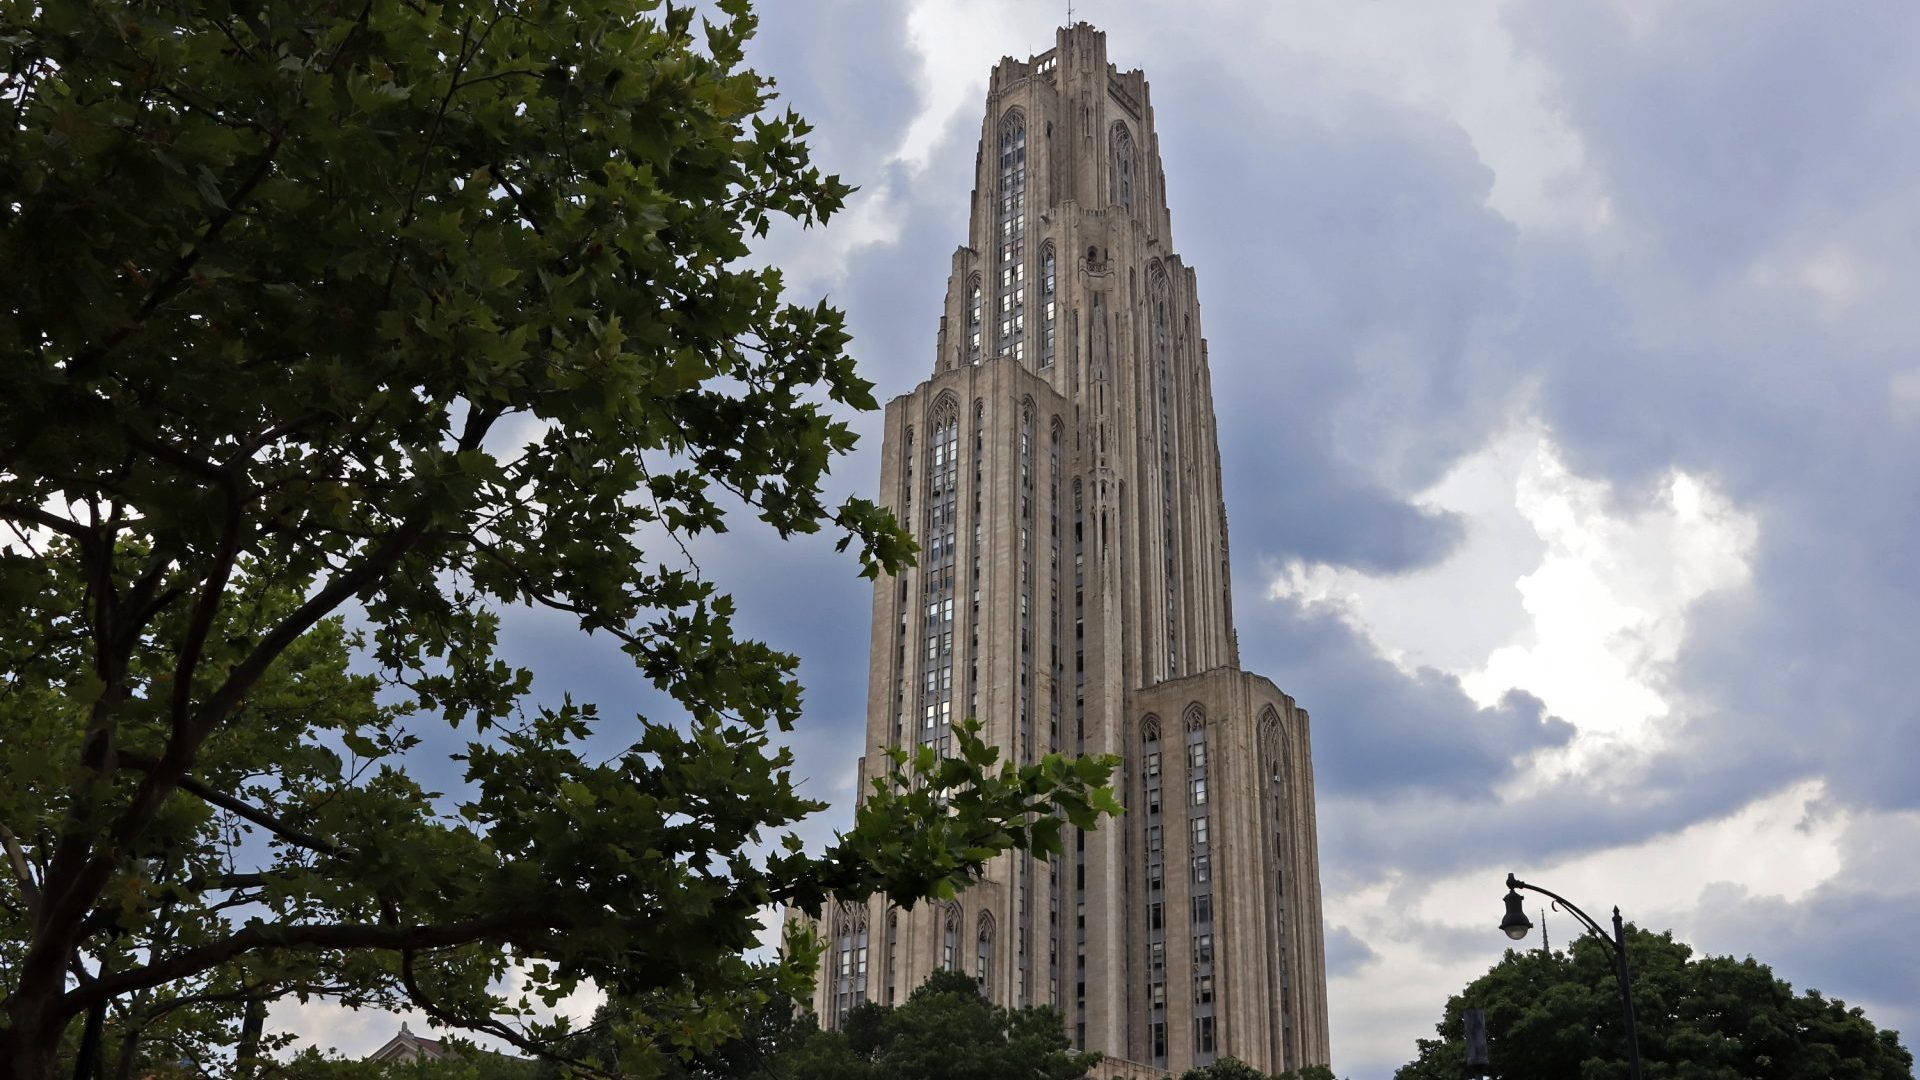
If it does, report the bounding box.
[778,969,1100,1080]
[1396,927,1914,1080]
[0,0,1119,1075]
[1178,1057,1337,1080]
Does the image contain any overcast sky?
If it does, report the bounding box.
[292,2,1920,1074]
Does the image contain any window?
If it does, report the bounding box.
[1196,972,1214,1004]
[1188,741,1207,770]
[1192,894,1212,925]
[1194,933,1214,965]
[1145,751,1161,778]
[1196,1015,1216,1055]
[1151,1021,1168,1061]
[976,917,994,994]
[1110,122,1135,209]
[967,279,983,362]
[996,113,1027,363]
[1149,902,1164,931]
[1147,824,1162,852]
[1193,853,1211,885]
[1040,246,1057,367]
[1191,816,1209,847]
[1189,776,1207,806]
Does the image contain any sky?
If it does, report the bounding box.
[290,1,1920,1075]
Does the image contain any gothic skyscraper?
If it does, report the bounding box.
[804,24,1331,1075]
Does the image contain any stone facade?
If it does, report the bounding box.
[800,23,1331,1075]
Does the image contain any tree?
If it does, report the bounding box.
[278,1044,540,1080]
[777,969,1099,1080]
[1396,927,1913,1080]
[1177,1056,1336,1080]
[0,0,1121,1074]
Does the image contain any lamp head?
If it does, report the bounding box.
[1501,888,1533,941]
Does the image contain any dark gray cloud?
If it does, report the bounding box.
[1235,593,1574,799]
[1688,879,1920,1022]
[1167,92,1519,573]
[1324,925,1380,979]
[1509,3,1920,280]
[748,0,922,173]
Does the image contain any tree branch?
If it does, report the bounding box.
[0,823,43,921]
[169,458,246,726]
[116,754,344,859]
[68,913,541,1012]
[399,946,620,1079]
[73,131,285,372]
[0,502,96,547]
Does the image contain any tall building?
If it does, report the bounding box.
[803,24,1330,1076]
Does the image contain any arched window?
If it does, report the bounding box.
[976,911,996,995]
[997,111,1028,363]
[1040,244,1057,368]
[832,906,869,1027]
[942,905,961,971]
[921,402,960,754]
[1109,122,1135,210]
[1140,710,1168,1064]
[1152,268,1178,678]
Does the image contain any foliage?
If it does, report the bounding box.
[775,969,1100,1080]
[536,995,801,1080]
[1396,927,1913,1080]
[278,1044,539,1079]
[1177,1056,1336,1080]
[0,0,1121,1075]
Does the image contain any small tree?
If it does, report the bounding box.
[0,0,1120,1074]
[1179,1055,1336,1080]
[778,970,1099,1080]
[1396,927,1913,1080]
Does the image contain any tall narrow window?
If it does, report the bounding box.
[1151,268,1177,678]
[942,906,960,971]
[1109,122,1135,210]
[976,912,996,996]
[997,112,1028,363]
[1142,714,1167,1048]
[921,405,960,754]
[967,276,983,364]
[1040,245,1057,368]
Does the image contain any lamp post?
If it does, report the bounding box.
[1500,872,1644,1080]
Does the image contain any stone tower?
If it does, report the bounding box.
[802,24,1331,1075]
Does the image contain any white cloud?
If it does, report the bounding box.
[1274,419,1757,748]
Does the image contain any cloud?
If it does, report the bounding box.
[277,2,1920,1075]
[750,2,1920,1073]
[1324,925,1380,979]
[1238,595,1575,802]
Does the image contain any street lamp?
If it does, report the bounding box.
[1499,872,1644,1080]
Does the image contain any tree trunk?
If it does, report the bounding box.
[0,1019,67,1080]
[235,997,267,1078]
[112,1024,141,1080]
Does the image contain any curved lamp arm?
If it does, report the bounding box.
[1506,872,1613,949]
